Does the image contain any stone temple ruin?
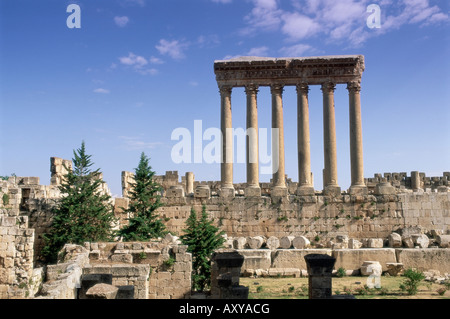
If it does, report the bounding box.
[0,55,449,299]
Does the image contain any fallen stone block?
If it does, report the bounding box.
[436,235,450,248]
[279,236,295,249]
[247,236,265,249]
[292,236,310,249]
[386,263,404,276]
[412,234,430,248]
[348,239,362,249]
[85,283,118,299]
[360,261,382,276]
[266,236,280,250]
[388,233,402,248]
[333,249,396,272]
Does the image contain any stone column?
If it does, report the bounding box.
[297,83,314,196]
[185,172,194,195]
[411,171,422,191]
[245,84,261,197]
[348,81,368,195]
[271,84,287,197]
[304,254,336,299]
[321,82,341,196]
[220,85,235,198]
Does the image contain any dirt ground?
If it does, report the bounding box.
[240,276,450,299]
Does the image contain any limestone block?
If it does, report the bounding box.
[402,236,415,248]
[279,236,295,249]
[162,233,179,245]
[266,236,280,250]
[360,261,382,276]
[85,283,118,299]
[237,249,271,270]
[386,263,404,276]
[292,236,311,249]
[388,233,402,248]
[167,186,185,198]
[194,186,210,199]
[412,234,430,248]
[367,238,384,248]
[111,253,132,263]
[271,249,332,270]
[395,248,450,274]
[246,236,265,249]
[348,239,362,249]
[333,249,396,272]
[437,235,450,248]
[233,237,247,250]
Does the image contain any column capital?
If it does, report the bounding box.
[219,85,232,95]
[296,82,310,94]
[270,84,284,95]
[347,80,361,93]
[245,83,259,95]
[321,82,336,93]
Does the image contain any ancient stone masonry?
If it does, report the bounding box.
[214,55,367,197]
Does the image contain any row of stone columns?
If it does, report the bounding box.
[219,81,367,197]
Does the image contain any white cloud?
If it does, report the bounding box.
[114,16,129,27]
[246,46,270,56]
[149,56,164,64]
[93,88,110,94]
[119,0,145,7]
[119,136,162,150]
[119,52,148,67]
[118,52,159,75]
[156,39,189,60]
[279,44,312,56]
[241,0,448,47]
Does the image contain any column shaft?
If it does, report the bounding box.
[348,81,366,194]
[322,82,340,195]
[220,86,233,190]
[297,83,314,195]
[245,84,260,189]
[271,84,286,190]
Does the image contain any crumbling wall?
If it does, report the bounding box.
[86,239,192,299]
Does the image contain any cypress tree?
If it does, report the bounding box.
[180,205,225,292]
[118,152,167,241]
[42,141,116,263]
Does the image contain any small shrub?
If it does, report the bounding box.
[256,286,264,293]
[314,235,320,242]
[354,286,368,295]
[343,286,353,295]
[2,193,9,206]
[139,252,147,260]
[336,267,346,278]
[437,288,447,296]
[297,285,308,296]
[401,268,425,295]
[288,286,295,293]
[164,257,175,267]
[378,287,389,296]
[313,216,320,221]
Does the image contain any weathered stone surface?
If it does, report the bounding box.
[395,248,450,274]
[237,249,271,270]
[386,263,404,276]
[85,283,118,299]
[348,239,362,249]
[402,236,415,248]
[279,236,295,249]
[266,236,280,250]
[271,249,332,270]
[412,234,430,248]
[333,249,396,272]
[246,236,265,249]
[388,233,402,248]
[292,236,311,249]
[437,235,450,248]
[233,237,247,250]
[367,238,384,248]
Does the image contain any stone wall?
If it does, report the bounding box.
[86,240,192,299]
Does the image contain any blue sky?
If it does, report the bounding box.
[0,0,449,196]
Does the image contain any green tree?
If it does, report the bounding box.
[118,152,167,241]
[180,205,225,292]
[42,141,116,263]
[400,268,425,295]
